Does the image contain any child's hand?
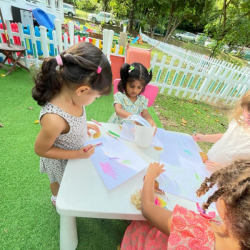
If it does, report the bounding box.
[78,144,95,159]
[148,120,157,135]
[87,123,100,136]
[145,162,165,180]
[205,161,224,172]
[192,133,205,142]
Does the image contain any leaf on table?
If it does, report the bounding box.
[0,123,4,127]
[181,122,187,126]
[34,120,39,124]
[27,107,33,110]
[181,118,187,124]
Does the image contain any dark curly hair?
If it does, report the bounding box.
[32,42,112,106]
[196,159,250,250]
[118,63,152,94]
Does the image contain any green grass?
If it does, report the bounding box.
[0,68,162,250]
[154,93,230,152]
[76,8,91,19]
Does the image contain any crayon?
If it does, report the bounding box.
[106,132,119,140]
[108,130,120,138]
[83,142,103,152]
[91,119,102,126]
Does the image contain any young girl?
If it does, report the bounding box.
[32,42,112,206]
[121,160,250,249]
[193,90,250,172]
[108,63,156,128]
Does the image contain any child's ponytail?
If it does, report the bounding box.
[32,42,112,106]
[118,63,130,92]
[32,57,62,106]
[118,62,153,94]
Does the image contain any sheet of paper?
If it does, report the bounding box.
[120,123,164,148]
[158,131,215,206]
[86,136,148,190]
[124,115,151,127]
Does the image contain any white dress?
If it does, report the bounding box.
[207,120,250,166]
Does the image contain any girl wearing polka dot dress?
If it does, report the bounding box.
[32,42,112,206]
[121,160,250,249]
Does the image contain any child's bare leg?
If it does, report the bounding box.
[50,182,60,196]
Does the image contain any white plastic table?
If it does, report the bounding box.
[56,123,217,250]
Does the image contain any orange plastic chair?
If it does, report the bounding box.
[113,79,159,107]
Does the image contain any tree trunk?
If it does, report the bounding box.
[163,18,182,43]
[222,0,227,32]
[164,3,175,39]
[210,41,220,57]
[128,0,136,32]
[150,26,155,38]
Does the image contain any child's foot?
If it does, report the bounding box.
[51,195,57,207]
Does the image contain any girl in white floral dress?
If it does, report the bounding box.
[108,63,156,127]
[32,42,112,206]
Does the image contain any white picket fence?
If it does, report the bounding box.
[1,20,249,104]
[140,31,250,75]
[150,53,250,104]
[0,19,123,69]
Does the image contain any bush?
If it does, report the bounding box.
[76,0,98,10]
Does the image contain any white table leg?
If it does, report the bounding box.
[60,215,78,250]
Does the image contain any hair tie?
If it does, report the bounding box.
[147,68,151,74]
[56,55,63,66]
[97,66,102,74]
[128,65,134,73]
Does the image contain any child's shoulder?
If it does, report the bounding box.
[114,91,125,98]
[138,95,147,101]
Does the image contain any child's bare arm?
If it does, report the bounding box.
[141,163,172,236]
[141,109,156,128]
[114,103,132,118]
[35,114,94,159]
[192,133,224,143]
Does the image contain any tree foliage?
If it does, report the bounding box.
[205,0,250,56]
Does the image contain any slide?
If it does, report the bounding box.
[47,13,56,26]
[131,36,139,44]
[32,8,54,30]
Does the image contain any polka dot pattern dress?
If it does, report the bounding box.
[121,205,215,250]
[39,103,87,184]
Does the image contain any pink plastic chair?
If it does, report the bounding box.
[113,79,159,107]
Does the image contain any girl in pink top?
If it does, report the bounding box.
[121,160,250,250]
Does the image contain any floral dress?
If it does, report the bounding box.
[121,205,216,250]
[108,92,148,124]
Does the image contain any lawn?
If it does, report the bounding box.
[0,67,161,250]
[0,58,230,250]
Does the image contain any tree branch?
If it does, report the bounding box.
[226,0,232,8]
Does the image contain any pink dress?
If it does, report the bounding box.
[121,205,215,250]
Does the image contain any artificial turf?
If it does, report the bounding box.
[0,67,162,250]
